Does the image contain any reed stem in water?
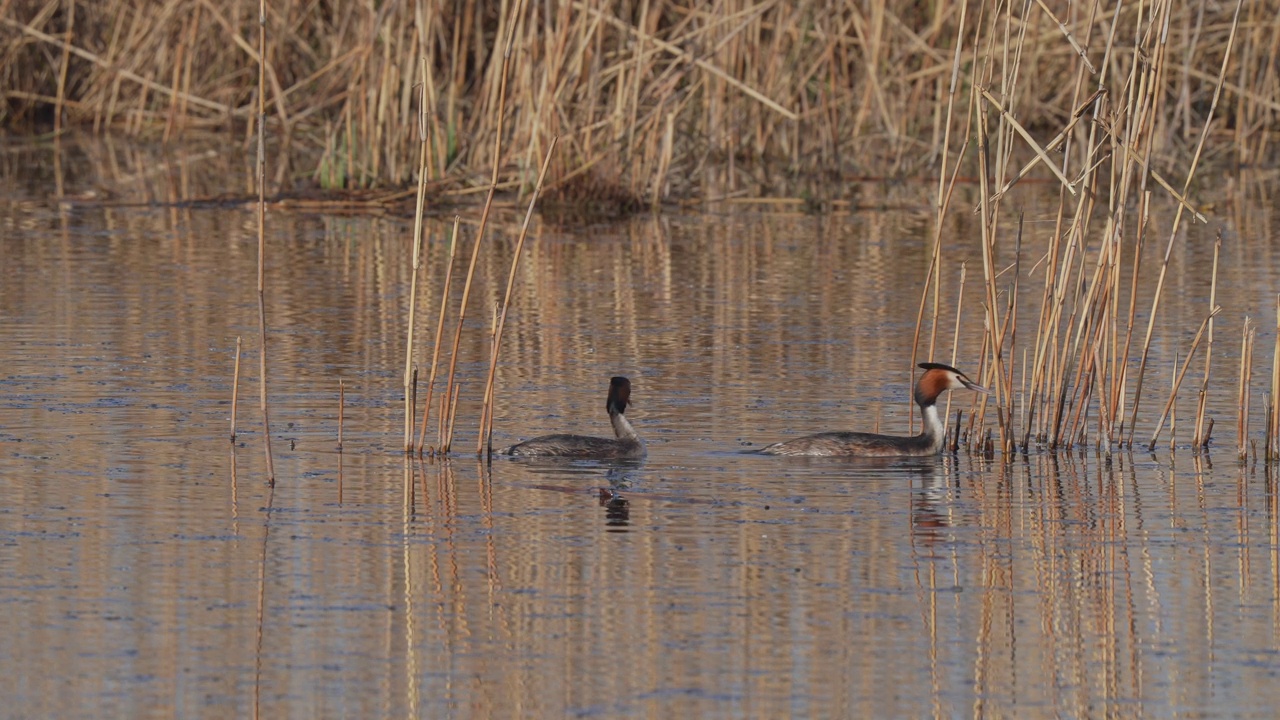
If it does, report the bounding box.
[417,217,460,454]
[230,335,242,443]
[1193,231,1222,449]
[254,0,275,485]
[440,0,522,454]
[446,382,462,452]
[1270,296,1280,461]
[1147,307,1221,452]
[478,138,560,456]
[404,57,431,453]
[1238,319,1253,462]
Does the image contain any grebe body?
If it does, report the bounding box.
[502,376,645,459]
[757,363,990,457]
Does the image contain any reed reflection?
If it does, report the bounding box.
[901,452,1182,716]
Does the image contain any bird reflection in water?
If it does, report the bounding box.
[507,457,640,531]
[910,459,956,549]
[598,487,630,528]
[598,465,635,530]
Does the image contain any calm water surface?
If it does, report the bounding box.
[3,140,1280,717]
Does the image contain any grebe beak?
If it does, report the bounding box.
[960,376,993,395]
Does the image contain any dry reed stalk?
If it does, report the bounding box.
[967,0,1069,454]
[1193,231,1222,448]
[973,103,1011,454]
[417,217,460,455]
[1126,226,1181,448]
[404,57,430,453]
[1063,238,1119,448]
[1267,393,1276,465]
[1079,285,1111,448]
[941,261,967,433]
[1127,0,1243,446]
[910,135,970,433]
[478,137,559,456]
[1063,126,1118,447]
[1022,347,1037,453]
[410,366,418,447]
[978,88,1078,197]
[477,300,498,452]
[53,0,74,135]
[230,335,242,442]
[436,374,450,453]
[988,86,1100,199]
[1147,307,1221,452]
[255,0,274,485]
[440,0,523,454]
[1170,353,1178,453]
[1238,319,1253,461]
[1028,0,1169,453]
[1112,192,1151,442]
[445,382,462,451]
[1271,296,1280,461]
[1037,198,1089,450]
[1102,220,1123,448]
[1022,220,1065,449]
[338,378,344,452]
[965,329,993,454]
[1003,216,1023,455]
[935,0,970,207]
[1,15,235,118]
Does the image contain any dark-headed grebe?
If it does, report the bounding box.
[501,376,645,459]
[757,362,991,457]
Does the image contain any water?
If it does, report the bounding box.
[3,138,1280,718]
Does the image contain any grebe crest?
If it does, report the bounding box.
[757,362,991,457]
[501,376,645,459]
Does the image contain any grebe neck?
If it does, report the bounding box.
[610,410,640,443]
[919,402,946,453]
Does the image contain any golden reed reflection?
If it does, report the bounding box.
[307,447,1280,717]
[899,451,1280,718]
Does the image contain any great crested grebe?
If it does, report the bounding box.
[501,376,645,459]
[756,362,991,457]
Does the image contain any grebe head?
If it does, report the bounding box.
[606,376,632,415]
[914,362,991,407]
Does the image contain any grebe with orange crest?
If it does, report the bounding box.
[757,363,991,457]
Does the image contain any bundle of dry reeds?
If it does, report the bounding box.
[4,0,1273,202]
[907,0,1271,458]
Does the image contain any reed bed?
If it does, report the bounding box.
[3,0,1274,202]
[904,0,1280,459]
